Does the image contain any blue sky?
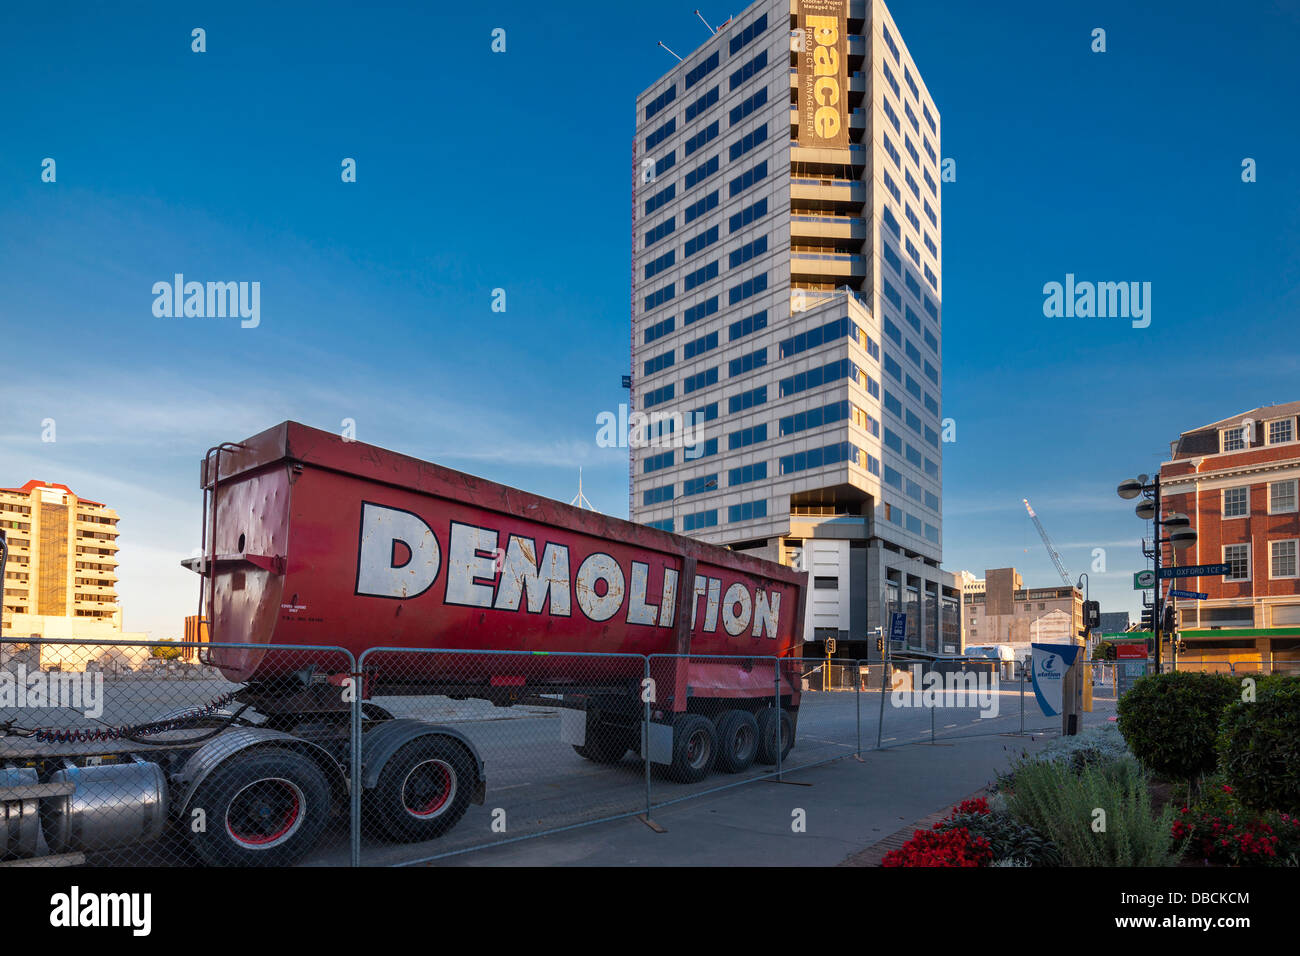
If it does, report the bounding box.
[2,0,1298,639]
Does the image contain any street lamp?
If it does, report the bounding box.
[1116,474,1199,673]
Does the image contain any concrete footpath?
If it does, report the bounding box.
[431,729,1062,867]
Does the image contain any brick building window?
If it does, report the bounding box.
[1267,418,1294,444]
[1222,426,1247,452]
[1271,540,1298,579]
[1223,486,1249,518]
[1270,480,1298,514]
[1224,543,1251,581]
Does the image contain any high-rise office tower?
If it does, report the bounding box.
[629,0,959,657]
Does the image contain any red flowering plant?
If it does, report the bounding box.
[882,827,993,867]
[1172,781,1300,866]
[953,797,991,817]
[881,798,997,867]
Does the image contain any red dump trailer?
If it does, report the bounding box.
[0,422,806,866]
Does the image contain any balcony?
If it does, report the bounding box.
[790,252,867,281]
[76,535,119,552]
[791,214,867,243]
[790,140,866,170]
[790,176,867,209]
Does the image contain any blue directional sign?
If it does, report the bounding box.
[1159,563,1230,579]
[889,612,907,640]
[1169,589,1209,600]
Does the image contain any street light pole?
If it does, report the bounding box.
[1120,473,1193,677]
[1152,474,1163,673]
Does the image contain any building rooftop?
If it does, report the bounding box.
[1170,401,1300,458]
[0,480,105,507]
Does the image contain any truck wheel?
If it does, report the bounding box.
[189,747,331,867]
[667,714,717,783]
[755,708,794,766]
[714,710,759,773]
[371,736,475,842]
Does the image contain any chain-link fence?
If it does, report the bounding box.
[1,638,356,868]
[4,639,1165,867]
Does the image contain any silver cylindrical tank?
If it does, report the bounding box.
[41,760,169,854]
[1,765,41,858]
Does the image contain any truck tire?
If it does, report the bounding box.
[714,710,760,773]
[572,726,632,764]
[666,714,717,783]
[755,708,794,766]
[371,736,475,842]
[188,747,331,867]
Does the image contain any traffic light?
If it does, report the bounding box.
[1162,604,1176,634]
[876,637,883,653]
[1084,600,1101,630]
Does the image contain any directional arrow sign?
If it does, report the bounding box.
[1169,589,1209,600]
[1133,570,1155,590]
[1159,564,1230,579]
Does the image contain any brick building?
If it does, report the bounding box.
[1160,401,1300,666]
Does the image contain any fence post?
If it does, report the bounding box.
[643,656,652,818]
[930,691,935,745]
[1019,663,1026,735]
[775,659,783,782]
[350,651,362,867]
[855,659,862,759]
[875,650,889,750]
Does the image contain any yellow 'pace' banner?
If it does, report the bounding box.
[797,0,849,149]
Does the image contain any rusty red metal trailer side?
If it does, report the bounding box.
[191,423,806,711]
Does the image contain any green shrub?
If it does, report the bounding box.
[938,810,1061,866]
[1004,755,1182,866]
[1117,671,1238,779]
[1216,676,1300,814]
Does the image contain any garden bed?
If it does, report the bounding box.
[877,671,1300,867]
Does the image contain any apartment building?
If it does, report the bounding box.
[0,479,146,667]
[1160,402,1300,665]
[628,0,951,658]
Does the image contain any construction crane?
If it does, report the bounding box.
[1023,498,1072,587]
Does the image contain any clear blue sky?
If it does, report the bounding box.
[2,0,1297,638]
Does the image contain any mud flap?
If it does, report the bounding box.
[560,709,586,746]
[646,721,673,766]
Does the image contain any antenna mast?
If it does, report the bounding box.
[572,469,597,512]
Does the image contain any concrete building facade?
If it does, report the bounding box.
[962,566,1083,653]
[629,0,952,659]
